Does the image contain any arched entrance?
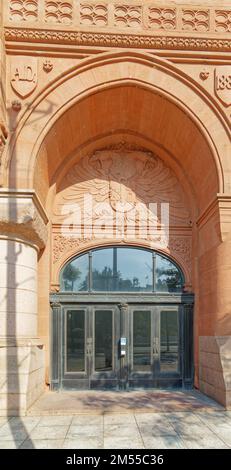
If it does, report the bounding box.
[51,246,193,390]
[2,50,231,410]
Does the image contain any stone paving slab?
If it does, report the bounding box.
[27,389,223,416]
[0,410,230,449]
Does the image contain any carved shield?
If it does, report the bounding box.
[214,66,231,106]
[11,57,38,98]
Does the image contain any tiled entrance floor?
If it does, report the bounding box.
[27,389,223,415]
[0,410,231,449]
[0,390,230,449]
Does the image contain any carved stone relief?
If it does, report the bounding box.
[114,5,142,28]
[147,7,176,31]
[5,28,231,52]
[7,2,231,38]
[45,1,73,24]
[53,143,190,228]
[9,0,38,22]
[182,9,209,32]
[43,59,53,73]
[215,10,231,33]
[214,66,231,107]
[10,57,38,98]
[80,3,108,26]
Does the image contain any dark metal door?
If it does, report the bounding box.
[51,299,193,390]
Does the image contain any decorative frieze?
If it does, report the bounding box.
[80,3,108,27]
[147,7,176,31]
[215,10,231,33]
[9,0,38,22]
[45,1,73,25]
[6,2,231,37]
[182,9,209,32]
[114,4,142,29]
[5,28,231,53]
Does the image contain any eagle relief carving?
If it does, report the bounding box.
[53,143,190,232]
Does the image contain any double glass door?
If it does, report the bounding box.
[60,303,183,390]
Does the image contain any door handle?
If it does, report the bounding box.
[153,338,159,354]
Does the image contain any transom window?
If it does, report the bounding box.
[61,247,184,293]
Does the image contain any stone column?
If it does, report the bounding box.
[0,190,48,415]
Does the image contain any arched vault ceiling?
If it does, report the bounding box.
[34,85,218,216]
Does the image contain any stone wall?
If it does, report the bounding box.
[0,340,45,416]
[199,336,231,409]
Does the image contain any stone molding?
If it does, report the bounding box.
[196,194,231,241]
[0,189,48,249]
[4,26,231,52]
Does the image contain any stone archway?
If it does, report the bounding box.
[2,51,231,410]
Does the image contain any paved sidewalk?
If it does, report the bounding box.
[0,390,230,449]
[1,410,231,449]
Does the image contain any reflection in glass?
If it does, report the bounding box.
[95,310,112,371]
[156,255,183,292]
[160,310,179,372]
[117,249,152,292]
[61,247,184,293]
[62,254,88,291]
[66,310,85,372]
[92,248,114,291]
[133,310,151,371]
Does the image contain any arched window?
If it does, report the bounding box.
[60,246,184,293]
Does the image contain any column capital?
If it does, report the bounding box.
[0,189,48,249]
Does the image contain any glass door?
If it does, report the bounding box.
[62,306,89,389]
[128,305,181,388]
[157,305,182,388]
[89,306,120,389]
[61,304,121,389]
[128,306,159,388]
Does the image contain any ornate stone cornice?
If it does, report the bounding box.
[0,189,48,249]
[4,27,231,53]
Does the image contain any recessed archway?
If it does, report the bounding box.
[4,51,230,397]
